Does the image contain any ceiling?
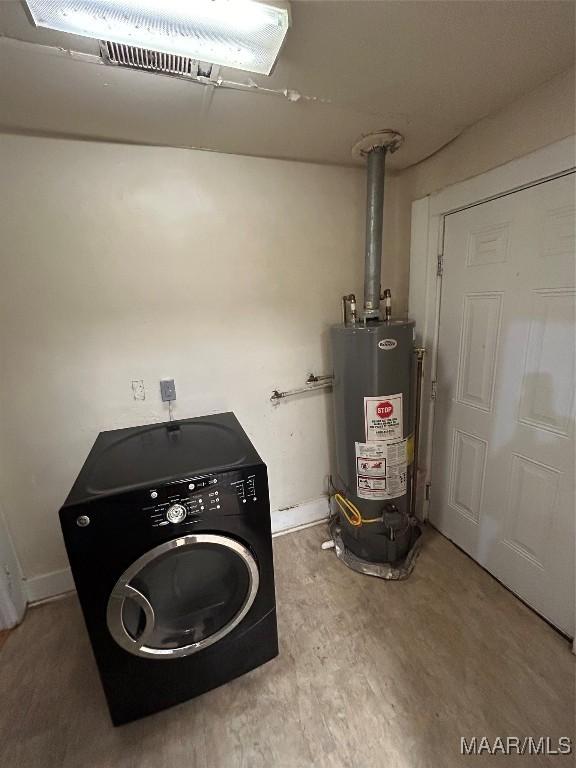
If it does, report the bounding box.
[0,1,574,169]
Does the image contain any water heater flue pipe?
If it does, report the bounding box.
[363,147,386,319]
[352,130,404,321]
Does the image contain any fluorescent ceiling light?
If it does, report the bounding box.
[24,0,291,75]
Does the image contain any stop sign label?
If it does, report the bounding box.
[376,401,393,418]
[364,393,403,440]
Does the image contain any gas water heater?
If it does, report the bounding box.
[330,131,422,567]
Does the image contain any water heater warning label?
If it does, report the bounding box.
[364,393,403,441]
[357,476,387,497]
[356,439,408,500]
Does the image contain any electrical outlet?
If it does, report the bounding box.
[160,379,176,402]
[131,380,146,401]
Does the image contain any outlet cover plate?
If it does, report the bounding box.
[160,379,176,402]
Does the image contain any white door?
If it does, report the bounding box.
[431,172,575,636]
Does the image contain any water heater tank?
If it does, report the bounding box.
[331,319,415,562]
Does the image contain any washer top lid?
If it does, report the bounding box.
[63,412,262,505]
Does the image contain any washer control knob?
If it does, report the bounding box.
[150,491,158,499]
[166,503,187,524]
[76,515,90,527]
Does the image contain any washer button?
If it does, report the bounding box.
[150,491,158,499]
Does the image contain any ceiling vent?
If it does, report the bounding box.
[100,41,219,82]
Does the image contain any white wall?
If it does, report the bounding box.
[402,67,575,200]
[392,67,576,282]
[0,135,365,588]
[4,68,571,593]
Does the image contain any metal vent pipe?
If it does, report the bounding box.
[363,147,387,320]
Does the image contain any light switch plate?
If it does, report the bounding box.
[160,379,176,402]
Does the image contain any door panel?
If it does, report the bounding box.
[456,292,503,411]
[448,429,487,524]
[518,289,575,436]
[503,453,560,568]
[431,172,575,635]
[467,222,510,267]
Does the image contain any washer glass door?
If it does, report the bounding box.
[107,534,259,659]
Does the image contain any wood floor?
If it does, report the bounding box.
[0,525,573,768]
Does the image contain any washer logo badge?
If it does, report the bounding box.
[378,338,397,350]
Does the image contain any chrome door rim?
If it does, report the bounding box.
[106,534,259,659]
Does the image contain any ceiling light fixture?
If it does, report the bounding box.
[24,0,291,75]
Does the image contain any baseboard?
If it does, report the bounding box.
[271,496,330,535]
[24,568,75,604]
[272,518,327,538]
[23,497,330,603]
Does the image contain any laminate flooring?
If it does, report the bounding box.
[0,525,573,768]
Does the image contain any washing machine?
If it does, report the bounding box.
[59,412,278,725]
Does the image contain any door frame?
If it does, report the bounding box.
[0,501,27,629]
[408,136,576,646]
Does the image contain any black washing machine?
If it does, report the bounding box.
[59,412,278,725]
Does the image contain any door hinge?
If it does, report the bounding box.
[431,379,438,400]
[436,253,443,277]
[425,482,431,501]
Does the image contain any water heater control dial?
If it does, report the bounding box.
[166,503,187,524]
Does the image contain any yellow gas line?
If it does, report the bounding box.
[333,493,381,527]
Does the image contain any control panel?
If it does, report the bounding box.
[230,473,258,505]
[141,471,260,529]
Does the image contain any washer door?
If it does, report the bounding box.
[106,534,259,659]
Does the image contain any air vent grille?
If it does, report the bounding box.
[100,41,218,81]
